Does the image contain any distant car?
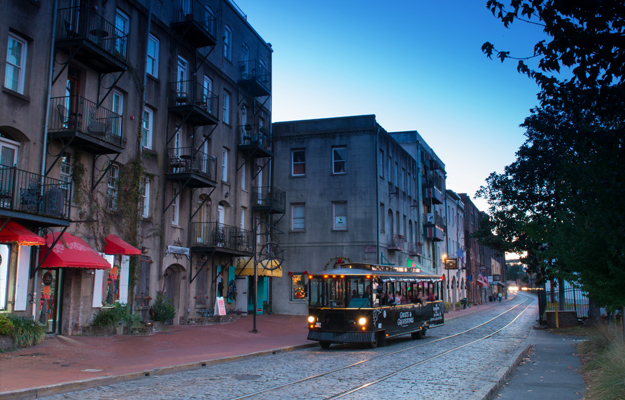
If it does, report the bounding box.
[508,285,519,292]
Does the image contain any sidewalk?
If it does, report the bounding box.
[495,329,586,400]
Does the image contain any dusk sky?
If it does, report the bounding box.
[234,0,549,211]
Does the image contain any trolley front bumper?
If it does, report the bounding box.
[307,330,375,344]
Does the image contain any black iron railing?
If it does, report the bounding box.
[166,147,216,179]
[56,6,128,63]
[251,186,285,211]
[169,79,219,119]
[0,166,71,219]
[239,124,272,150]
[173,0,217,37]
[49,96,124,148]
[191,222,253,252]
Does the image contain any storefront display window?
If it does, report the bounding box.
[291,273,306,301]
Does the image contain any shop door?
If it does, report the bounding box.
[38,269,63,334]
[235,276,248,314]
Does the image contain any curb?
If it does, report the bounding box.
[0,343,317,400]
[468,339,533,400]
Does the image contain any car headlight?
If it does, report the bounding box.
[308,316,316,323]
[358,317,367,326]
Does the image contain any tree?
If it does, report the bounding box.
[478,1,625,312]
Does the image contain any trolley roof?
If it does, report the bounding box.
[309,262,443,281]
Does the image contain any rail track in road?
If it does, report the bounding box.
[230,295,535,400]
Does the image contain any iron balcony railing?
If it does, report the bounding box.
[191,222,253,252]
[238,59,271,96]
[169,79,219,118]
[166,147,217,179]
[56,6,128,63]
[388,234,405,251]
[173,0,217,38]
[49,96,124,147]
[251,186,285,212]
[239,124,272,150]
[0,166,71,219]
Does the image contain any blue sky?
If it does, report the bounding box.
[234,0,547,211]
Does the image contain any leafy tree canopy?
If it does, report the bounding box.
[478,0,625,308]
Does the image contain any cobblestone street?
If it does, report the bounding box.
[39,294,536,400]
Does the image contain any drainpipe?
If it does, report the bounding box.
[132,0,153,316]
[375,125,380,264]
[33,0,60,321]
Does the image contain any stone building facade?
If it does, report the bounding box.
[0,0,275,334]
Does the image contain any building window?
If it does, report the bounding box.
[203,75,213,113]
[407,173,411,197]
[333,202,347,230]
[4,33,27,94]
[394,162,399,187]
[332,147,347,174]
[222,90,230,124]
[241,163,246,190]
[401,167,406,192]
[140,175,150,218]
[292,149,305,176]
[107,164,119,210]
[224,25,232,61]
[387,156,392,182]
[115,9,129,56]
[221,148,229,182]
[292,204,305,231]
[379,150,384,178]
[112,90,123,136]
[291,273,306,301]
[142,107,153,149]
[380,203,385,233]
[146,34,159,78]
[59,150,73,202]
[171,185,179,225]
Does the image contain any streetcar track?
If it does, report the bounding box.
[229,295,535,400]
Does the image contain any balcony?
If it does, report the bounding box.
[48,96,125,154]
[171,0,217,48]
[423,184,444,204]
[424,226,445,242]
[55,6,128,73]
[239,124,272,158]
[238,60,271,97]
[424,212,446,230]
[169,80,219,126]
[388,234,405,251]
[165,147,217,188]
[0,166,71,225]
[190,222,253,255]
[408,242,423,256]
[252,186,285,214]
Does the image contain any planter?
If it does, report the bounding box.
[81,325,118,336]
[0,335,15,351]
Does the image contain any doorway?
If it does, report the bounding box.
[38,269,63,334]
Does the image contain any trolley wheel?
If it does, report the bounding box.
[319,341,331,349]
[368,335,379,349]
[411,330,424,340]
[377,332,387,347]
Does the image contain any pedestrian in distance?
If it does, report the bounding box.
[498,292,502,303]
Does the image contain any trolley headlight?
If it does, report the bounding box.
[308,316,316,324]
[358,317,367,326]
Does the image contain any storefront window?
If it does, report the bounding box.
[291,273,306,301]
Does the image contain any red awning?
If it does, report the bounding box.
[39,233,111,270]
[104,234,141,255]
[0,220,45,246]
